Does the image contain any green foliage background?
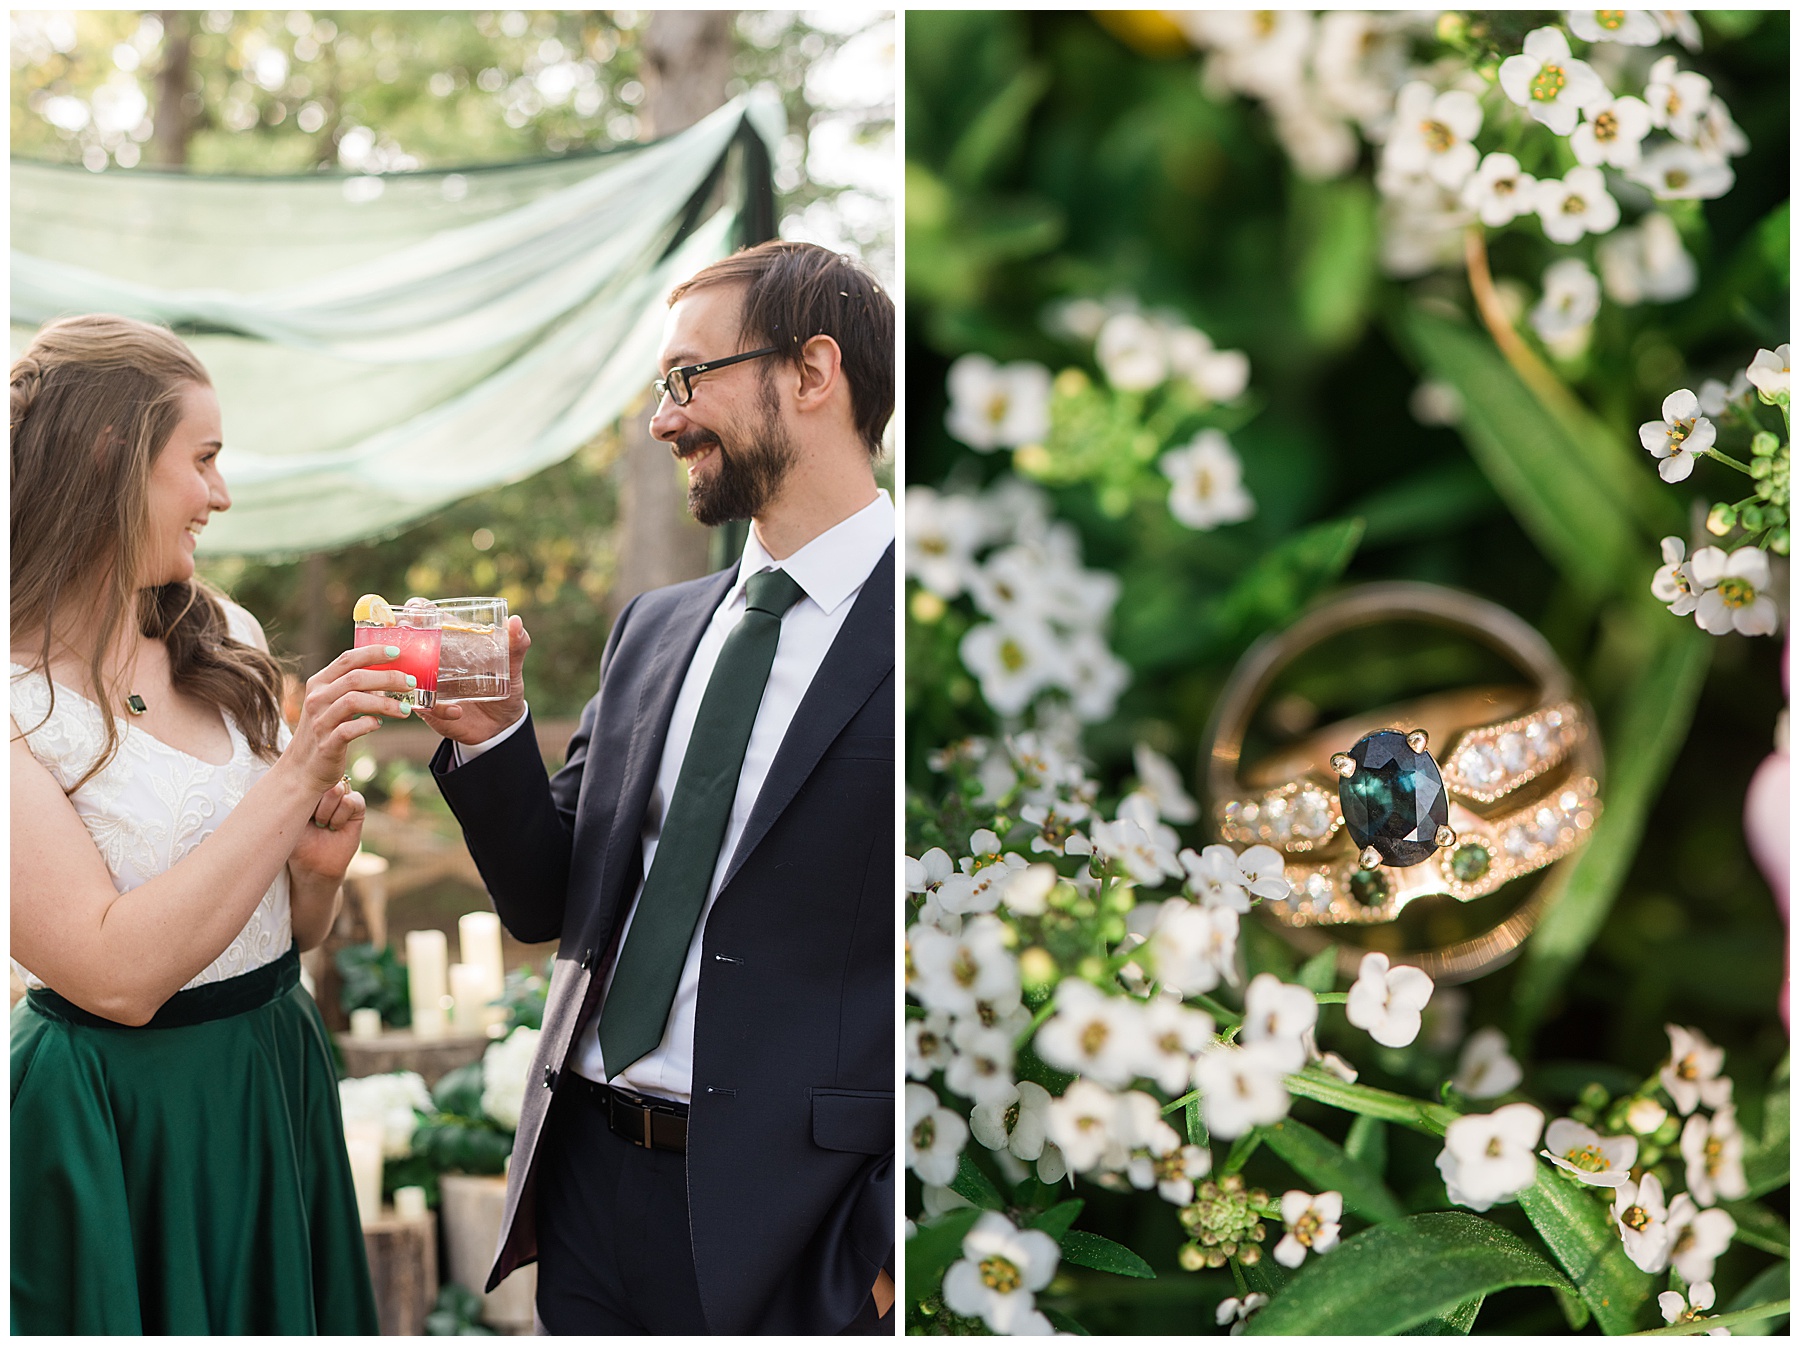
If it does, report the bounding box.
[906,9,1787,1334]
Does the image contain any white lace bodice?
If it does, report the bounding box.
[10,614,292,994]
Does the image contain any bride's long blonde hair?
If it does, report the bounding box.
[11,314,285,791]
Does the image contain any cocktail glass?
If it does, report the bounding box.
[433,597,510,703]
[354,602,443,707]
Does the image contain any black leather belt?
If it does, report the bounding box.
[566,1073,689,1154]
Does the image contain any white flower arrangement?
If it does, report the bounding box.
[479,1025,541,1132]
[338,1070,432,1159]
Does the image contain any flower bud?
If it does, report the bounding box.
[1752,431,1780,458]
[1178,1242,1206,1272]
[1625,1096,1668,1135]
[1020,946,1058,991]
[1707,502,1739,536]
[1579,1082,1611,1112]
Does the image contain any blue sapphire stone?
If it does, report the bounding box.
[1339,730,1449,868]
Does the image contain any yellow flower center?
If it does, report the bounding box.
[979,1255,1023,1294]
[1295,1210,1323,1246]
[1623,1204,1651,1231]
[999,638,1028,672]
[1081,1020,1111,1056]
[1004,1101,1021,1132]
[1667,169,1690,190]
[1531,64,1568,102]
[1564,1143,1611,1172]
[952,949,980,988]
[914,1116,936,1148]
[1718,577,1756,609]
[985,393,1011,427]
[1594,110,1619,141]
[1676,1054,1700,1081]
[1422,119,1455,153]
[1597,11,1626,31]
[1562,195,1588,216]
[919,535,949,556]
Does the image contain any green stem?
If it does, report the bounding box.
[1190,992,1242,1028]
[1284,1069,1462,1135]
[1015,999,1057,1051]
[1706,448,1754,474]
[1314,992,1349,1005]
[1630,1299,1790,1336]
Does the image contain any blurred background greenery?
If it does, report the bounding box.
[906,9,1786,1333]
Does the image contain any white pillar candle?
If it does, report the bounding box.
[349,1007,383,1040]
[406,928,449,1040]
[393,1185,428,1221]
[343,1119,386,1227]
[459,911,506,994]
[449,962,486,1036]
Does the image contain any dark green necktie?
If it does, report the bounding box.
[598,567,807,1075]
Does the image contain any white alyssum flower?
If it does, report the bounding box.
[1313,11,1409,132]
[1453,1027,1525,1099]
[1748,344,1790,401]
[1146,898,1240,995]
[1132,743,1199,824]
[971,1079,1055,1164]
[1531,259,1602,342]
[1568,9,1664,45]
[1653,10,1704,51]
[910,916,1020,1018]
[905,486,991,600]
[338,1070,433,1158]
[907,1009,954,1080]
[959,619,1060,717]
[1681,1104,1748,1206]
[1063,630,1132,723]
[1627,1097,1670,1135]
[1181,843,1289,912]
[1091,815,1184,888]
[1095,311,1169,391]
[1692,96,1749,162]
[1383,82,1483,190]
[1597,212,1697,305]
[1165,325,1251,403]
[476,1027,540,1131]
[1460,152,1539,228]
[1182,9,1316,103]
[1045,1078,1123,1173]
[1160,429,1255,531]
[1499,27,1610,136]
[1542,1116,1638,1188]
[946,354,1054,452]
[1666,1192,1737,1285]
[1001,861,1062,915]
[946,1018,1018,1106]
[1690,546,1780,638]
[1645,55,1714,140]
[1274,1189,1343,1268]
[1241,974,1318,1074]
[1136,997,1217,1096]
[1629,143,1734,201]
[906,1082,968,1185]
[938,849,1031,919]
[1658,1281,1726,1335]
[1698,370,1753,416]
[1345,952,1435,1048]
[1436,1103,1545,1212]
[1019,802,1091,861]
[1535,166,1621,244]
[1193,1040,1293,1139]
[1131,1140,1213,1207]
[1638,389,1716,483]
[1035,979,1144,1088]
[1662,1023,1733,1114]
[1571,93,1654,169]
[942,1210,1060,1336]
[1612,1171,1673,1273]
[1653,539,1703,617]
[906,846,954,896]
[1217,1293,1270,1335]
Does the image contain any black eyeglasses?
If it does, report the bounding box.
[653,347,780,406]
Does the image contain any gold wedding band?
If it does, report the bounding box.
[1202,583,1605,983]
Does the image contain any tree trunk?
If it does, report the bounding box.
[149,11,194,168]
[606,11,736,620]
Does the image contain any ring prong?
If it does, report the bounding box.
[1330,752,1356,778]
[1435,825,1456,849]
[1406,729,1429,753]
[1358,845,1382,870]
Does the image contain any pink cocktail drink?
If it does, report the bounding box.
[354,622,442,707]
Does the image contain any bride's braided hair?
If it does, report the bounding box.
[11,316,285,793]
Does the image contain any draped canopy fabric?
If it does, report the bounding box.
[10,93,781,557]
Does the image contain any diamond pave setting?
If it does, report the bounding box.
[1442,701,1583,803]
[1219,781,1340,851]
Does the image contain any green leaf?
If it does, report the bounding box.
[1511,607,1712,1033]
[1725,1263,1793,1337]
[1185,1094,1209,1148]
[1294,177,1378,350]
[1285,1067,1460,1135]
[1742,1055,1789,1198]
[905,1208,981,1302]
[1296,946,1339,995]
[1059,1230,1156,1279]
[1224,1128,1265,1175]
[1517,1163,1654,1333]
[1240,1213,1581,1335]
[1397,309,1665,598]
[950,1151,1006,1211]
[1039,1306,1091,1335]
[1029,1198,1085,1242]
[1262,1116,1406,1224]
[1344,1115,1388,1176]
[1401,1294,1484,1335]
[945,63,1051,189]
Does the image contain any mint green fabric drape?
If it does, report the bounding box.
[10,94,781,557]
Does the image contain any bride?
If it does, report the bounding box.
[10,315,413,1333]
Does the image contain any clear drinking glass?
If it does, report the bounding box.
[433,597,510,703]
[353,601,443,708]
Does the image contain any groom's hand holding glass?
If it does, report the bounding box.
[412,615,532,745]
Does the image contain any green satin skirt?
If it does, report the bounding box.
[10,945,380,1335]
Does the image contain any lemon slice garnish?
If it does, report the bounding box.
[353,593,397,625]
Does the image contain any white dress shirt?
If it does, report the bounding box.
[452,490,893,1102]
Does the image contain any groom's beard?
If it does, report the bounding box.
[677,380,797,527]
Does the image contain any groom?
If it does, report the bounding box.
[421,240,894,1334]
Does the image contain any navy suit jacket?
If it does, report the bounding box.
[431,545,895,1334]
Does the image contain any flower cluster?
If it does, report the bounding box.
[907,476,1130,720]
[338,1069,433,1158]
[479,1025,541,1131]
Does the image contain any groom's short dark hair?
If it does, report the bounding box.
[668,241,894,457]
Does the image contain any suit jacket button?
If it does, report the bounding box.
[542,1067,557,1090]
[579,948,595,971]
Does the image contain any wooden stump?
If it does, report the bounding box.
[363,1206,438,1336]
[337,1029,490,1088]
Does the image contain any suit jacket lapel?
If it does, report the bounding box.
[721,544,893,891]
